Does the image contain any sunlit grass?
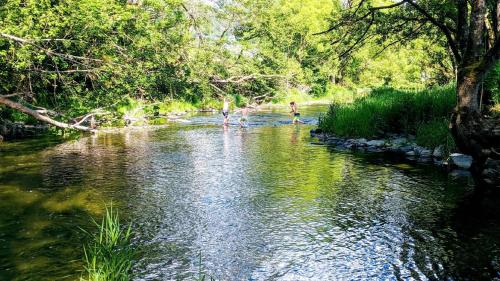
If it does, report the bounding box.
[159,100,197,115]
[81,205,134,281]
[268,85,364,106]
[319,85,456,141]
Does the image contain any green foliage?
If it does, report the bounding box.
[81,205,134,281]
[485,61,500,105]
[158,100,196,115]
[319,85,456,139]
[416,119,456,153]
[233,94,249,108]
[1,0,190,120]
[0,0,456,129]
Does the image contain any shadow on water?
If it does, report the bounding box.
[0,105,499,280]
[0,133,145,280]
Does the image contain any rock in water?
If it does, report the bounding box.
[366,140,385,147]
[400,146,413,153]
[353,138,367,146]
[391,137,407,146]
[482,158,500,186]
[449,153,473,170]
[0,135,3,142]
[419,149,433,158]
[406,150,416,156]
[433,145,444,159]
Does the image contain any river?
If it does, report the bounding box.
[0,105,499,280]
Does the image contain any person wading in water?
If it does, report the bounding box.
[222,97,230,126]
[289,101,304,124]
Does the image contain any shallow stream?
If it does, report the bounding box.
[1,105,499,280]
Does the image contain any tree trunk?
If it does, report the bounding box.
[451,66,500,185]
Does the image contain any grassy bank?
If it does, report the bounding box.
[267,84,368,106]
[318,86,457,151]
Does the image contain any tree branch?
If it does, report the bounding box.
[181,3,204,44]
[0,96,95,132]
[338,12,375,59]
[369,1,405,11]
[403,0,461,62]
[211,74,288,84]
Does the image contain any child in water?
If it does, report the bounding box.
[235,104,255,128]
[289,101,304,124]
[222,98,230,126]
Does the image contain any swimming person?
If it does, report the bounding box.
[222,98,230,126]
[289,101,304,124]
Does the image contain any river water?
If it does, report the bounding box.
[0,105,499,280]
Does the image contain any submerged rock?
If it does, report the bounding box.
[449,153,473,170]
[418,148,433,158]
[482,158,500,186]
[391,137,407,146]
[366,147,383,153]
[310,128,323,137]
[433,159,447,167]
[449,169,472,178]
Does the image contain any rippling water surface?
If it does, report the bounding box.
[1,105,499,280]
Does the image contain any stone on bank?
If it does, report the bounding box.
[449,153,473,170]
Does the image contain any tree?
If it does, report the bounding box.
[319,0,500,181]
[0,0,190,131]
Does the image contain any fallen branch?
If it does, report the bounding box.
[211,74,288,84]
[209,83,226,97]
[0,96,95,132]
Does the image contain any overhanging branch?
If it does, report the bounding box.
[0,96,96,132]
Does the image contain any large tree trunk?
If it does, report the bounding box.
[451,66,500,186]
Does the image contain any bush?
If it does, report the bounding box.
[233,94,249,108]
[319,85,455,138]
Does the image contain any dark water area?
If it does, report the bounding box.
[0,105,499,280]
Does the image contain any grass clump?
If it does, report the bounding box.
[415,118,456,154]
[81,205,134,281]
[319,85,456,140]
[158,100,196,115]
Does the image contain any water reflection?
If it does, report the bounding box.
[0,106,499,280]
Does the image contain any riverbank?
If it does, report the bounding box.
[318,86,457,152]
[310,128,473,172]
[314,85,500,185]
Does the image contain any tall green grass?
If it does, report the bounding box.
[319,85,456,148]
[415,118,457,152]
[81,206,134,281]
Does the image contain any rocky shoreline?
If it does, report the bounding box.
[310,128,474,176]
